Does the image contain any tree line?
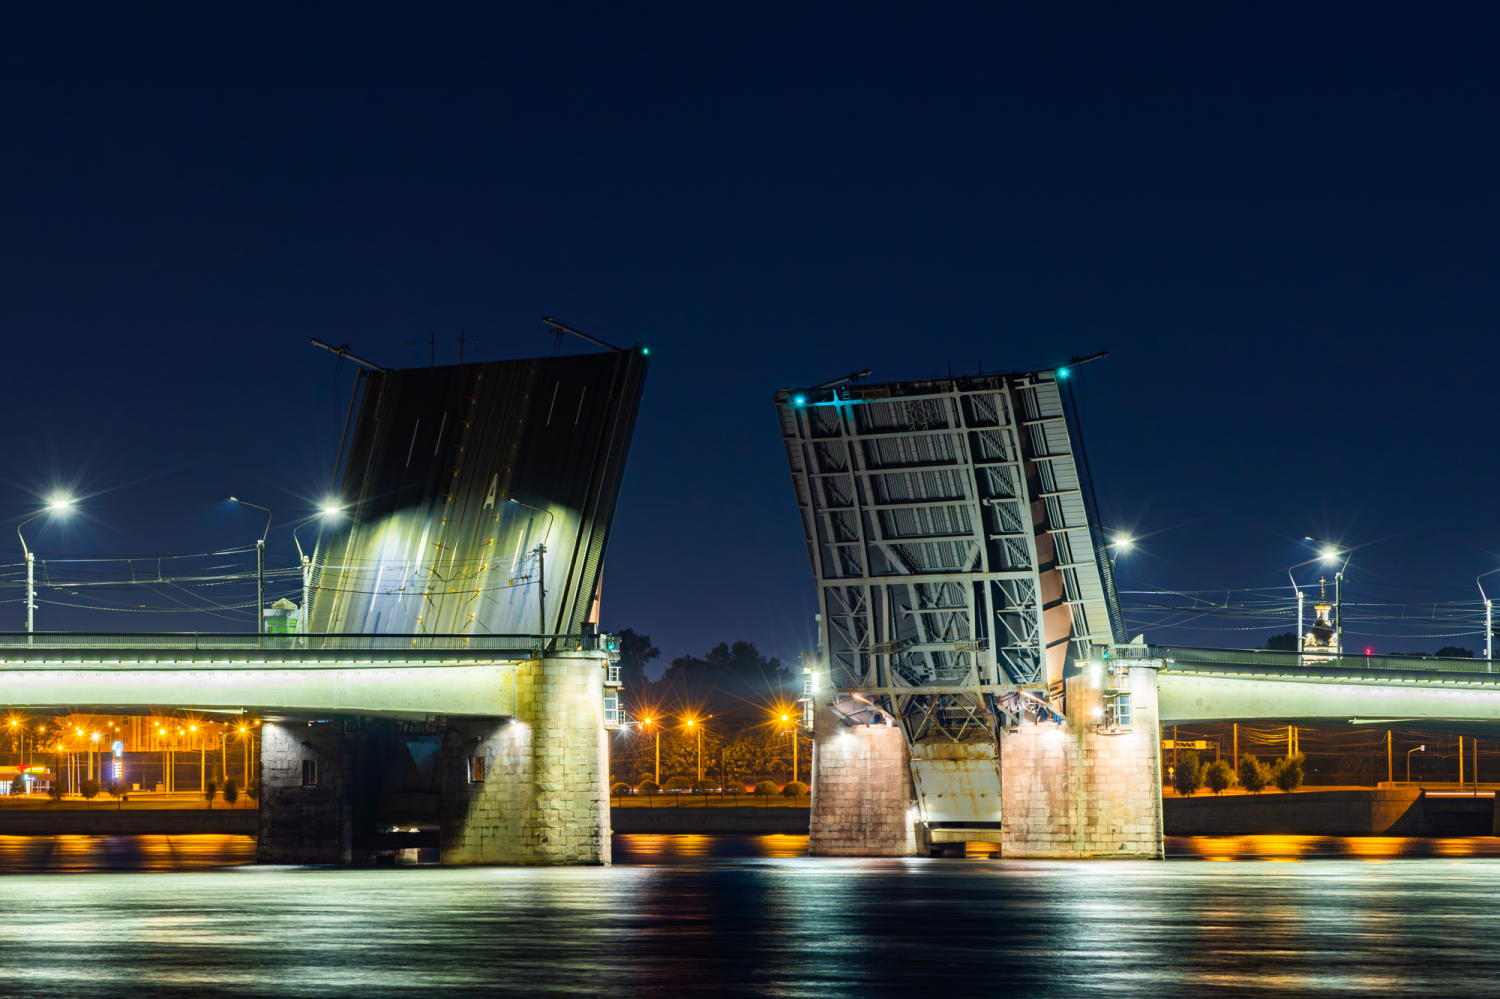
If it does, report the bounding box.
[609,629,810,788]
[1171,750,1305,796]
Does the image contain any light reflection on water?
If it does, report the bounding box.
[0,835,1496,996]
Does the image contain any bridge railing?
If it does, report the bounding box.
[1150,645,1496,675]
[0,632,589,653]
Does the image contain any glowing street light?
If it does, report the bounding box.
[17,496,75,636]
[1304,537,1351,652]
[292,504,346,635]
[639,716,661,785]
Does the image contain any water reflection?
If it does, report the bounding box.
[1168,835,1500,859]
[0,836,1494,996]
[0,834,256,872]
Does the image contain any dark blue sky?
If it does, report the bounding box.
[1,4,1497,660]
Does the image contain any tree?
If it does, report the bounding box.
[753,780,779,796]
[636,780,660,794]
[47,783,63,805]
[8,774,24,796]
[1437,646,1475,659]
[80,779,100,807]
[1172,751,1204,796]
[204,780,218,810]
[1238,754,1271,793]
[1204,760,1234,794]
[108,781,126,809]
[782,780,809,798]
[613,628,661,692]
[1265,632,1300,651]
[223,779,239,808]
[1272,753,1306,793]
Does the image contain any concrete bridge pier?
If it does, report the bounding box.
[809,660,1166,859]
[257,652,613,866]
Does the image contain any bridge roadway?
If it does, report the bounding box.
[1155,646,1500,730]
[0,634,616,866]
[0,633,551,718]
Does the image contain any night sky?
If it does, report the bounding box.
[2,4,1497,666]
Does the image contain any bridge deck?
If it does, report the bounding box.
[0,633,608,718]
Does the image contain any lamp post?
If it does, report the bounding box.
[1305,537,1351,652]
[293,506,343,635]
[686,718,702,782]
[1478,569,1500,669]
[17,497,75,640]
[505,499,555,636]
[1287,556,1325,653]
[1407,744,1425,783]
[642,717,660,785]
[781,712,798,784]
[230,498,273,634]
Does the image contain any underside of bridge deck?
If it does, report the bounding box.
[0,641,616,865]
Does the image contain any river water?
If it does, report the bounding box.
[1,834,1499,997]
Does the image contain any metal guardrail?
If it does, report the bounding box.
[1150,645,1497,676]
[0,632,597,653]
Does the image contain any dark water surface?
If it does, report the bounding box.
[2,834,1500,996]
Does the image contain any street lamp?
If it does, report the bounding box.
[640,716,660,785]
[1407,745,1425,783]
[505,498,556,635]
[17,496,75,637]
[1305,537,1351,652]
[230,497,273,634]
[292,505,343,635]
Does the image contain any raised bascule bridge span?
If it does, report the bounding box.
[775,364,1500,859]
[0,332,650,867]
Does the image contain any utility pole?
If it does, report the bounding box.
[537,543,547,637]
[1387,730,1392,784]
[256,539,265,635]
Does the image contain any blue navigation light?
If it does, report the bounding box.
[642,347,650,355]
[1058,367,1069,378]
[794,395,806,405]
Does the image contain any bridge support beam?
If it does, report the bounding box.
[257,653,611,866]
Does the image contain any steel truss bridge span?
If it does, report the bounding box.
[776,367,1125,747]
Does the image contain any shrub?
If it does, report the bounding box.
[692,779,717,793]
[204,781,218,809]
[636,780,660,794]
[1204,760,1234,795]
[47,783,63,804]
[781,781,809,797]
[9,775,23,796]
[1238,754,1271,793]
[246,780,260,802]
[610,782,631,794]
[80,779,100,803]
[1272,753,1306,793]
[223,780,239,808]
[1172,751,1204,796]
[663,776,694,791]
[753,780,779,796]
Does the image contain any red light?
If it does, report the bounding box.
[1366,648,1373,655]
